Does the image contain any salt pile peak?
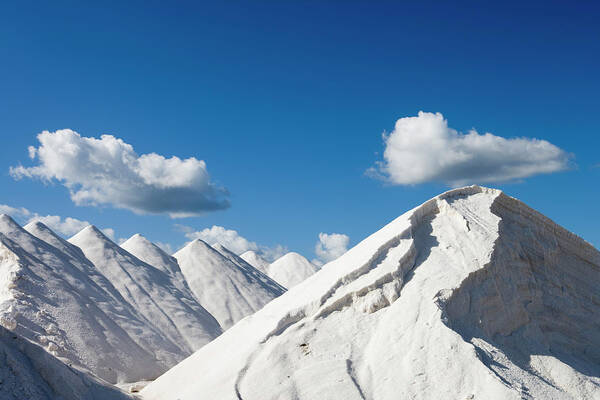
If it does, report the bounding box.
[120,233,188,292]
[267,251,318,288]
[174,239,285,329]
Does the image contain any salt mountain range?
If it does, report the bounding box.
[0,215,313,399]
[1,186,599,399]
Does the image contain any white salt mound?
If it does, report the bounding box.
[267,251,318,288]
[174,240,285,329]
[0,217,161,384]
[0,217,221,385]
[121,234,180,276]
[240,249,318,289]
[142,186,600,400]
[120,233,198,299]
[68,226,222,380]
[0,324,131,400]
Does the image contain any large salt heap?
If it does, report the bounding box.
[174,239,285,329]
[142,186,600,400]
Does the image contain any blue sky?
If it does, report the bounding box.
[1,1,598,260]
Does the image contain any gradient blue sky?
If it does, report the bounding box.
[1,1,598,258]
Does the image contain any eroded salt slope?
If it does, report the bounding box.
[267,252,318,288]
[174,240,285,329]
[142,186,600,400]
[0,324,130,400]
[0,216,170,384]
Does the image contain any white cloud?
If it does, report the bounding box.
[179,225,287,262]
[0,205,31,218]
[10,129,229,217]
[314,232,350,265]
[369,111,571,187]
[0,204,114,239]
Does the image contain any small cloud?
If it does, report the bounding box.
[0,205,31,218]
[369,111,572,187]
[10,129,229,218]
[314,232,350,265]
[28,146,37,159]
[178,224,287,262]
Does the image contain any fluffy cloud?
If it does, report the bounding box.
[179,225,287,261]
[0,204,114,238]
[369,112,571,187]
[10,129,229,217]
[0,205,31,218]
[314,232,350,266]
